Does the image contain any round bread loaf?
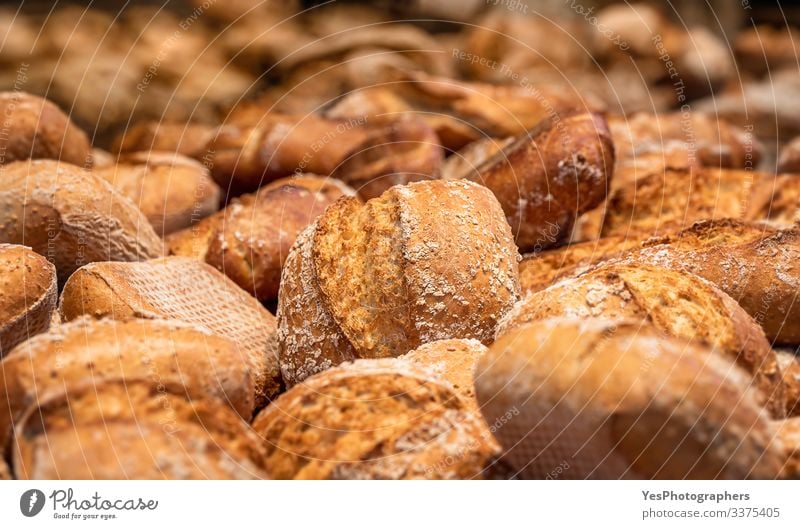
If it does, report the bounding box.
[0,160,163,283]
[0,317,254,449]
[95,151,221,235]
[0,92,91,166]
[252,359,498,479]
[277,179,520,386]
[11,381,269,479]
[447,112,614,252]
[0,244,57,356]
[58,257,279,404]
[500,264,784,417]
[477,319,784,479]
[167,175,355,301]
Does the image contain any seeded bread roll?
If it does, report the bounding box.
[0,317,254,449]
[58,257,280,404]
[478,319,784,479]
[11,382,269,479]
[0,244,57,356]
[0,92,91,166]
[447,112,614,252]
[0,160,163,284]
[167,175,355,301]
[278,180,520,386]
[113,121,217,159]
[95,151,221,235]
[252,359,498,479]
[500,264,784,417]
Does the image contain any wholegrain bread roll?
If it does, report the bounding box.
[278,180,520,386]
[11,381,269,479]
[447,112,614,252]
[0,160,163,283]
[0,317,254,449]
[0,244,57,356]
[477,319,784,479]
[58,257,280,404]
[252,358,498,479]
[95,151,221,235]
[167,175,355,301]
[0,92,91,166]
[501,264,784,417]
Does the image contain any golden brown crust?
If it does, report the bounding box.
[478,319,784,479]
[777,137,800,173]
[58,257,279,405]
[748,174,800,226]
[252,359,498,479]
[0,244,57,357]
[460,112,614,252]
[113,121,217,159]
[167,175,355,301]
[500,264,784,417]
[401,339,487,405]
[0,317,254,449]
[775,350,800,418]
[777,417,800,478]
[11,381,269,479]
[95,151,221,235]
[0,92,91,166]
[439,136,514,181]
[0,160,163,284]
[278,180,520,386]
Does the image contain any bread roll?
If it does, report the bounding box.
[477,319,784,479]
[0,244,57,356]
[501,264,784,417]
[0,317,254,448]
[113,121,217,159]
[0,160,162,283]
[0,92,90,166]
[11,381,269,479]
[278,180,520,385]
[58,257,280,404]
[252,359,498,479]
[750,174,800,226]
[167,175,355,301]
[448,112,613,252]
[401,338,486,405]
[438,137,513,181]
[95,151,221,235]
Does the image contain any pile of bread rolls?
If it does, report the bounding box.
[1,1,799,480]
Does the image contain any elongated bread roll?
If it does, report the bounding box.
[501,264,784,417]
[58,257,279,404]
[0,244,57,356]
[477,319,784,479]
[11,381,269,479]
[252,358,498,479]
[0,160,163,283]
[278,180,520,385]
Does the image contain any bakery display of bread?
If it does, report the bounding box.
[0,244,57,356]
[2,1,800,482]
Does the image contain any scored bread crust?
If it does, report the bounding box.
[11,381,269,479]
[0,317,255,450]
[278,179,520,386]
[252,358,498,479]
[0,244,57,356]
[0,160,163,284]
[58,257,280,404]
[500,264,785,417]
[477,319,784,479]
[0,92,91,166]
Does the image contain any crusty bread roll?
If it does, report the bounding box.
[252,358,498,479]
[95,151,221,235]
[278,180,520,385]
[401,338,486,405]
[447,112,614,252]
[751,174,800,226]
[11,381,269,479]
[167,175,355,301]
[113,121,217,159]
[0,244,57,356]
[477,319,784,479]
[58,257,280,404]
[500,264,784,417]
[0,317,254,448]
[0,160,162,283]
[776,350,800,418]
[0,92,91,166]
